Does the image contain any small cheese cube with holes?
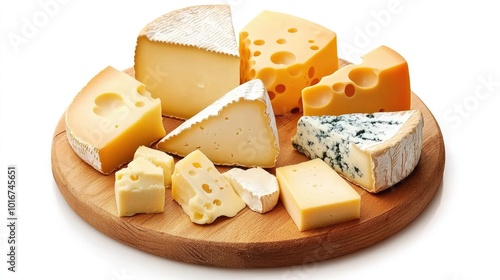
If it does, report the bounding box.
[115,157,165,217]
[172,149,245,224]
[134,145,174,187]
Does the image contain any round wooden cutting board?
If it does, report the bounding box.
[51,63,445,268]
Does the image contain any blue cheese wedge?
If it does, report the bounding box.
[291,110,424,193]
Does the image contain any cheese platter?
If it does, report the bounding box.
[51,61,444,269]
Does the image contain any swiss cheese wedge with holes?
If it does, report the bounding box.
[239,10,338,115]
[65,66,166,175]
[134,4,240,119]
[302,45,411,116]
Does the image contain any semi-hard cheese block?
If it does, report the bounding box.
[239,10,338,115]
[134,145,174,187]
[172,149,246,224]
[115,157,165,217]
[276,159,361,231]
[223,167,279,214]
[65,66,166,175]
[291,110,424,193]
[134,4,240,119]
[302,45,411,116]
[156,79,279,168]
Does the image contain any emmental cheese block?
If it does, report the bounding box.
[276,159,361,231]
[291,110,424,193]
[65,66,166,175]
[172,149,246,224]
[134,4,240,119]
[115,157,165,217]
[134,146,174,187]
[223,167,279,214]
[302,45,411,116]
[239,10,338,115]
[156,79,279,168]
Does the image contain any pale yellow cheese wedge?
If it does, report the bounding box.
[134,145,174,187]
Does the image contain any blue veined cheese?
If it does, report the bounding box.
[291,110,424,193]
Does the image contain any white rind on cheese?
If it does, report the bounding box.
[291,110,424,193]
[139,4,239,57]
[156,79,279,167]
[223,167,279,213]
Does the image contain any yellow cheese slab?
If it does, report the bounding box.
[276,159,361,231]
[302,45,411,116]
[240,10,338,115]
[65,66,166,175]
[134,145,174,187]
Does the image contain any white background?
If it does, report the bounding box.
[1,0,499,279]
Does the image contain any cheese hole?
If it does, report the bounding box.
[291,107,300,114]
[276,38,287,44]
[193,212,204,220]
[249,69,256,79]
[192,162,202,168]
[93,93,124,117]
[345,84,356,97]
[348,67,378,88]
[308,67,315,78]
[287,65,302,77]
[379,108,385,112]
[253,51,261,57]
[271,51,296,65]
[310,45,319,50]
[188,170,196,176]
[202,184,212,193]
[213,199,222,206]
[254,39,265,45]
[136,85,147,96]
[240,31,249,40]
[308,39,315,43]
[258,68,276,86]
[332,83,344,92]
[288,27,298,33]
[268,91,275,100]
[135,101,144,107]
[204,203,213,210]
[310,78,320,85]
[116,174,123,180]
[129,174,139,181]
[275,84,286,93]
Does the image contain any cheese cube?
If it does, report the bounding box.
[65,66,166,175]
[134,145,174,187]
[115,157,165,217]
[302,45,411,116]
[223,167,279,214]
[276,159,360,231]
[134,5,240,119]
[156,79,279,168]
[240,10,338,115]
[172,150,246,224]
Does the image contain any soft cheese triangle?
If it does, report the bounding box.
[291,110,424,193]
[223,167,279,213]
[134,4,240,119]
[156,79,280,168]
[65,66,166,175]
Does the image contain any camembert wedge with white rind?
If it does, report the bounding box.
[134,4,240,119]
[172,149,246,224]
[291,110,424,193]
[223,167,279,214]
[65,66,166,175]
[156,79,279,168]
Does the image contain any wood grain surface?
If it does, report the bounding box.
[51,62,445,268]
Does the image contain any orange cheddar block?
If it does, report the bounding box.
[302,45,411,116]
[239,10,338,115]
